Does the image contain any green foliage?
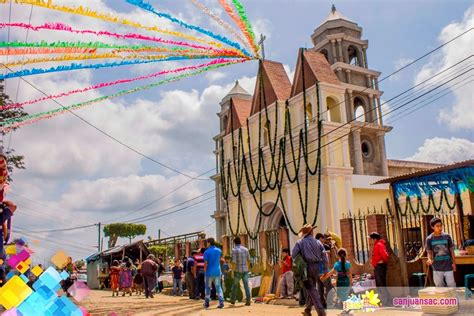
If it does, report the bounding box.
[214,241,223,250]
[0,80,28,182]
[104,223,146,247]
[249,248,257,258]
[148,245,173,257]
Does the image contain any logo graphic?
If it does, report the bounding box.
[343,290,381,313]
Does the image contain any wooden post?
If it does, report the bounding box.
[389,185,409,290]
[139,245,143,263]
[455,191,465,248]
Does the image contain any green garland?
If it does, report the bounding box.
[220,51,323,238]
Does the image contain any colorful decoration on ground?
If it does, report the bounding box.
[0,240,89,315]
[0,0,259,131]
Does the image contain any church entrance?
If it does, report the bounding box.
[263,204,290,265]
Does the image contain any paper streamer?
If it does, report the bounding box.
[2,59,234,111]
[189,0,249,50]
[1,59,248,131]
[7,0,224,49]
[126,0,252,57]
[4,53,174,67]
[218,0,258,56]
[230,0,258,52]
[0,55,232,80]
[0,39,243,59]
[0,47,98,55]
[0,22,235,52]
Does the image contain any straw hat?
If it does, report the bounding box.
[298,224,317,237]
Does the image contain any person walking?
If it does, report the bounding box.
[172,259,184,296]
[230,236,251,306]
[369,232,390,306]
[426,217,456,287]
[141,254,158,298]
[315,233,334,308]
[279,248,294,299]
[185,251,196,299]
[133,268,143,296]
[156,257,165,293]
[193,248,206,300]
[203,238,224,309]
[292,224,328,316]
[321,248,352,306]
[120,261,133,296]
[109,260,121,297]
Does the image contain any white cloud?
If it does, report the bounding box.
[205,71,227,83]
[406,137,474,164]
[414,6,474,130]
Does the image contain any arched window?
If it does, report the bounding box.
[354,97,366,122]
[326,97,342,123]
[320,49,329,62]
[348,45,360,66]
[305,103,313,127]
[263,120,270,146]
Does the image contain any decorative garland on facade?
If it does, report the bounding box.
[395,189,457,217]
[220,49,324,239]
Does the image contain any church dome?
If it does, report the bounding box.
[221,80,251,103]
[319,5,355,27]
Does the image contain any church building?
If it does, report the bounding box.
[211,6,440,261]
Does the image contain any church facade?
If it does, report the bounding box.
[211,7,439,259]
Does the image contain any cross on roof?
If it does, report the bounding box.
[258,34,267,60]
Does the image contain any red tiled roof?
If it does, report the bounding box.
[250,60,291,115]
[291,49,340,96]
[226,97,252,134]
[304,50,340,85]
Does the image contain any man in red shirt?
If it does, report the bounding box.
[369,232,390,306]
[279,248,294,298]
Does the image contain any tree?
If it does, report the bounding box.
[103,223,147,247]
[0,80,28,182]
[74,259,86,270]
[148,245,173,258]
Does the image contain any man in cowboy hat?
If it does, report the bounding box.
[292,224,328,316]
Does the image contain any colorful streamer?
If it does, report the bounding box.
[230,0,258,52]
[125,0,252,57]
[0,22,236,52]
[0,47,98,55]
[218,0,258,56]
[0,55,222,80]
[6,0,224,49]
[2,59,234,111]
[0,39,244,58]
[189,0,249,50]
[1,59,248,131]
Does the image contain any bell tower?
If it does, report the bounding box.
[311,5,392,176]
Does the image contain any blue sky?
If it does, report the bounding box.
[0,0,472,262]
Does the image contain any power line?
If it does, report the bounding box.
[104,167,215,223]
[0,62,211,181]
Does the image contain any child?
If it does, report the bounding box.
[279,248,294,299]
[133,268,144,295]
[120,261,133,296]
[172,259,183,296]
[321,248,352,306]
[109,260,121,297]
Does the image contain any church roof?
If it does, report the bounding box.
[221,80,251,104]
[250,60,291,115]
[319,5,354,26]
[227,80,251,96]
[226,97,252,134]
[291,49,340,97]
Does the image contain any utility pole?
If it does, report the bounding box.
[158,229,161,240]
[97,222,102,252]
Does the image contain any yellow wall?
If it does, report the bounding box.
[352,188,390,213]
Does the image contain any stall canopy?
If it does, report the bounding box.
[373,160,474,198]
[86,240,150,264]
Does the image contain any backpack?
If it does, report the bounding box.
[292,254,308,292]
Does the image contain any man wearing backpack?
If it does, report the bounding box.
[292,224,327,316]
